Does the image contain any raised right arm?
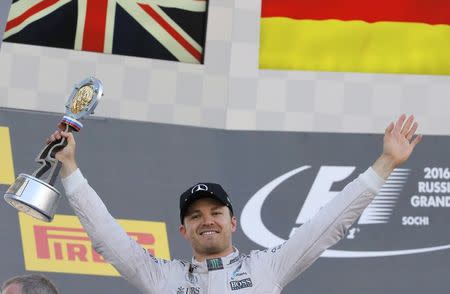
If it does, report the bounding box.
[50,130,169,293]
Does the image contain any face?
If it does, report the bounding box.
[179,198,237,261]
[2,283,22,294]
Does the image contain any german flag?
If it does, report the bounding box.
[260,0,450,75]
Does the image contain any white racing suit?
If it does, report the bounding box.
[62,167,384,293]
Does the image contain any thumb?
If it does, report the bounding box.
[385,122,394,135]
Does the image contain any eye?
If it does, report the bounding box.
[212,211,222,216]
[190,214,200,219]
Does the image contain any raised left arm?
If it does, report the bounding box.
[252,114,422,288]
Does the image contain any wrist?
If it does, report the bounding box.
[61,160,78,178]
[372,154,397,180]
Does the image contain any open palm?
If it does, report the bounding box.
[383,114,422,167]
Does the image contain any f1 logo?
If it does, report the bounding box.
[295,166,355,224]
[0,126,15,185]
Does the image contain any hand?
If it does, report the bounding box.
[373,114,422,179]
[383,114,422,166]
[46,125,78,177]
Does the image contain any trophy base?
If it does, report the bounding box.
[4,174,61,222]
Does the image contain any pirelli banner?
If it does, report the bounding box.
[0,107,449,293]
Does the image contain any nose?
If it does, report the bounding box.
[202,214,215,225]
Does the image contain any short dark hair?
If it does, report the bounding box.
[2,274,58,294]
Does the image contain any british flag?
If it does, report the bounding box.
[0,1,12,49]
[4,0,208,63]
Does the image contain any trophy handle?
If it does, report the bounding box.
[32,123,77,185]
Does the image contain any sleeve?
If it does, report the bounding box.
[61,169,170,293]
[251,167,385,288]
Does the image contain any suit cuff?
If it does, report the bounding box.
[360,167,385,193]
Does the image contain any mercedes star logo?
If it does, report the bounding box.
[191,184,208,194]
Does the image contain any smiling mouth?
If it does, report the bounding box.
[200,230,219,236]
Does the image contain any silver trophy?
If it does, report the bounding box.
[4,77,103,222]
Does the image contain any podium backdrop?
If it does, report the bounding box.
[1,107,449,293]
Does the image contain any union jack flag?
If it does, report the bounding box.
[4,0,208,63]
[0,0,12,48]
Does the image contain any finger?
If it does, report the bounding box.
[385,122,394,135]
[61,132,75,145]
[394,114,406,133]
[52,130,61,137]
[46,136,55,144]
[411,134,423,148]
[406,122,418,141]
[46,130,62,144]
[401,115,414,135]
[54,131,62,140]
[58,131,69,141]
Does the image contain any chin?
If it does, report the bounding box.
[198,244,224,256]
[203,245,222,254]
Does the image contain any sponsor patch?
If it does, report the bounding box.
[206,258,223,271]
[185,272,198,284]
[230,278,253,291]
[177,286,200,294]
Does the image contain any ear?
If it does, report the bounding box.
[231,216,237,233]
[179,224,189,240]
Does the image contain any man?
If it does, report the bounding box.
[49,114,421,293]
[1,274,58,294]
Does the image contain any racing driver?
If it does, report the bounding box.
[48,114,421,293]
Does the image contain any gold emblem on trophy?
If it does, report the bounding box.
[71,85,94,114]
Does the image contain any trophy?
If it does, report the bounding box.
[4,77,103,222]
